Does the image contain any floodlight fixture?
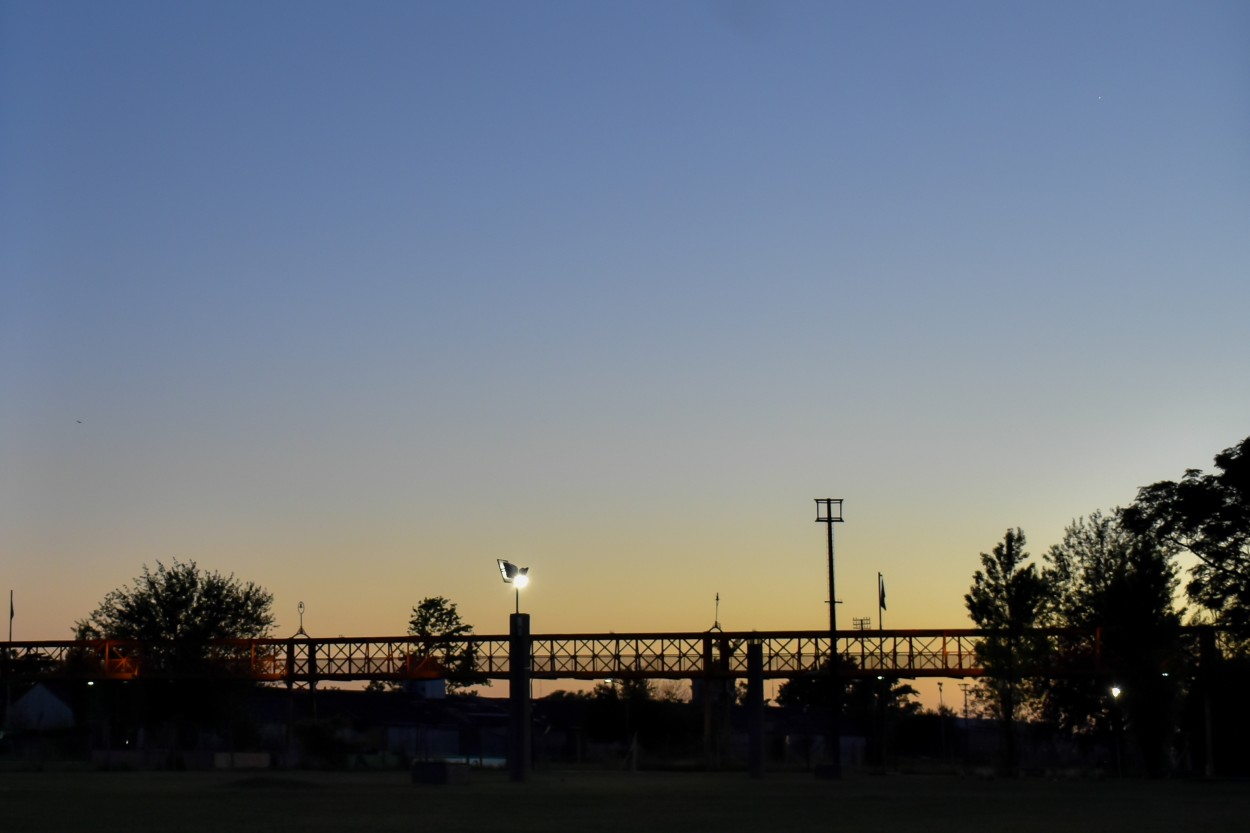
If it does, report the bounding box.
[498,559,529,584]
[815,498,844,523]
[497,559,530,613]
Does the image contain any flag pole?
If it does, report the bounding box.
[4,590,11,730]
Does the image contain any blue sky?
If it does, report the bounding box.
[3,1,1248,666]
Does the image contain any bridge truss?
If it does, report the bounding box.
[0,627,1155,686]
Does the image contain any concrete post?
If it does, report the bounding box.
[747,640,764,778]
[509,612,532,782]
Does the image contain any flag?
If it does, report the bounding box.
[878,574,886,611]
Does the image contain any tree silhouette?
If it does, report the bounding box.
[407,596,488,692]
[775,657,851,712]
[775,660,917,717]
[593,677,654,702]
[1041,510,1182,775]
[74,560,274,672]
[74,560,274,759]
[965,528,1048,774]
[1124,435,1250,639]
[776,662,920,767]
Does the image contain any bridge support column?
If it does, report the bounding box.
[747,641,764,778]
[509,613,532,782]
[819,646,842,780]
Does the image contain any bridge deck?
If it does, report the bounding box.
[1,627,1133,684]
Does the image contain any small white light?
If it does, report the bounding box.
[513,573,529,589]
[1111,686,1122,699]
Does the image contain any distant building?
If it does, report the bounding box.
[8,683,76,732]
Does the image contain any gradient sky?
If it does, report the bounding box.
[3,0,1248,684]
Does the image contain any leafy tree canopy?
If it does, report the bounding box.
[408,596,474,642]
[1039,511,1181,773]
[1043,509,1181,634]
[1124,435,1250,637]
[74,560,274,672]
[592,678,655,702]
[407,595,487,691]
[774,659,918,719]
[774,658,847,712]
[964,529,1048,773]
[966,528,1047,640]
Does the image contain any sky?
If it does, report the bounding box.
[3,0,1249,692]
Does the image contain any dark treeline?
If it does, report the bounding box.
[964,435,1250,776]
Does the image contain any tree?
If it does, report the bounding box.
[1040,510,1182,774]
[655,680,690,703]
[964,528,1048,774]
[592,677,654,702]
[74,560,274,672]
[774,658,847,712]
[1123,436,1250,639]
[74,560,274,760]
[542,688,592,701]
[407,596,488,692]
[776,662,920,767]
[774,660,917,717]
[844,676,921,719]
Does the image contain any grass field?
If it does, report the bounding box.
[2,769,1248,833]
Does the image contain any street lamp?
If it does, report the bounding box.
[497,559,530,614]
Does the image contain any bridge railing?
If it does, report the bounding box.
[2,626,1231,684]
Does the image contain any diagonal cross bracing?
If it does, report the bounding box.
[1,627,1224,684]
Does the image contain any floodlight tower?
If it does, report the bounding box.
[815,498,844,779]
[497,559,532,782]
[815,499,843,634]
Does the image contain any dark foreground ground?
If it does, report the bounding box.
[1,769,1247,833]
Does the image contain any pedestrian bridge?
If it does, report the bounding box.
[1,627,1135,684]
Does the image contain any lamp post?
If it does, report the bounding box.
[497,559,532,782]
[815,498,844,778]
